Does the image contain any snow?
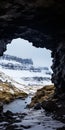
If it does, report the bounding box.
[0,59,21,65]
[9,89,14,94]
[0,55,53,94]
[0,67,52,94]
[0,68,51,83]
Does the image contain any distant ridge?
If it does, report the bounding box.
[0,54,51,73]
[0,54,52,87]
[0,54,33,65]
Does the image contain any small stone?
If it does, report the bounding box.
[4,110,13,117]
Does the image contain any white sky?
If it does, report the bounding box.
[5,38,52,68]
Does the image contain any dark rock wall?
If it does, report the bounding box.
[0,0,65,52]
[0,0,65,90]
[51,43,65,92]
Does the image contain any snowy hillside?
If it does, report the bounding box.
[0,54,52,94]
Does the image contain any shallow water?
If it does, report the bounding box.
[2,96,65,130]
[3,96,31,113]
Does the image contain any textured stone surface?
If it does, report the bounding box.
[0,0,65,52]
[28,85,55,108]
[0,0,65,90]
[51,43,65,92]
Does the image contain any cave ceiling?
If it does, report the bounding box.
[0,0,65,55]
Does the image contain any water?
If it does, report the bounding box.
[3,96,31,113]
[2,96,65,130]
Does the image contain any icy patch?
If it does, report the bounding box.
[9,89,14,94]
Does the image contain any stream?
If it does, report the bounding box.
[0,96,64,130]
[3,96,31,113]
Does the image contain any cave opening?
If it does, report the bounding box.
[5,38,52,68]
[0,38,53,92]
[0,37,53,113]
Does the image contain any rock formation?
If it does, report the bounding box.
[0,0,65,91]
[51,43,65,92]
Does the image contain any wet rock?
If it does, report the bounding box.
[41,100,58,112]
[6,124,18,130]
[0,102,3,113]
[3,111,16,124]
[20,124,31,129]
[34,103,41,110]
[4,110,14,117]
[57,127,65,130]
[0,109,28,130]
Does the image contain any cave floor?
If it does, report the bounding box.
[0,96,65,130]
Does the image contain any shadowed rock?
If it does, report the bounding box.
[0,102,3,113]
[0,0,65,53]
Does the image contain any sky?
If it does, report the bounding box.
[5,38,52,68]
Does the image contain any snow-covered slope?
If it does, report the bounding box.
[0,54,52,94]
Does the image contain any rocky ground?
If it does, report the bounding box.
[0,81,28,103]
[28,85,65,123]
[0,85,65,130]
[28,85,55,108]
[1,84,65,124]
[0,109,30,130]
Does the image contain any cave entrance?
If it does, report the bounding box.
[0,38,52,90]
[5,38,52,68]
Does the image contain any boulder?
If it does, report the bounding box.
[34,103,41,110]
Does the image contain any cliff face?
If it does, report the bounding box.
[0,0,65,90]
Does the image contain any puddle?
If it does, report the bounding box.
[3,96,31,113]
